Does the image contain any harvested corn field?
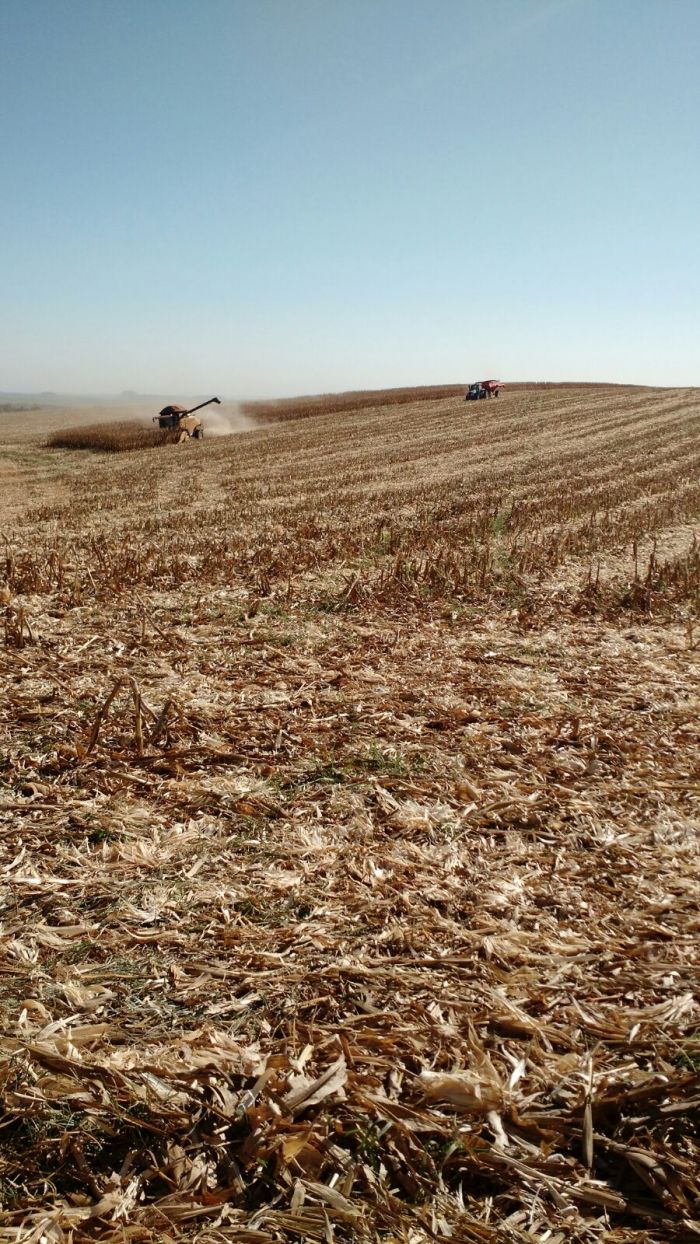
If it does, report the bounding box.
[1,384,699,1243]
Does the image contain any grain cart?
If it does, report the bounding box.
[481,380,501,397]
[154,397,221,441]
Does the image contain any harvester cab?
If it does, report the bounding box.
[154,397,221,440]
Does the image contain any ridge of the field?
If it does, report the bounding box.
[0,379,659,438]
[240,380,657,424]
[0,383,699,1243]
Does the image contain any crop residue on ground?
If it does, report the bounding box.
[0,383,699,1243]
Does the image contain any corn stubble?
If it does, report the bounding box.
[1,384,699,1243]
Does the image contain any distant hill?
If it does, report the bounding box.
[0,391,225,407]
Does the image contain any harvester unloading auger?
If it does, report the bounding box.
[154,397,221,441]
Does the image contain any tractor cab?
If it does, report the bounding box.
[466,383,487,401]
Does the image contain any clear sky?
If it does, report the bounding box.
[1,0,699,396]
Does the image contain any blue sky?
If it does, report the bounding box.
[2,0,699,396]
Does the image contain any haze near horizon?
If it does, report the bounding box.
[2,0,699,396]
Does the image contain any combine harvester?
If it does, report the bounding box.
[154,397,221,441]
[466,380,502,401]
